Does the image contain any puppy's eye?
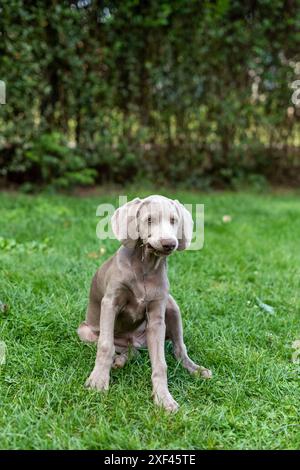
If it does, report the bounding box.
[147,216,152,225]
[170,217,176,225]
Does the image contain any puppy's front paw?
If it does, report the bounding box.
[153,391,179,413]
[85,368,109,391]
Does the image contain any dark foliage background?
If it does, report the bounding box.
[0,0,299,190]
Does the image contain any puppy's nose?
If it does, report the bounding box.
[160,239,176,252]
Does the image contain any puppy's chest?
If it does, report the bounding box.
[122,278,166,322]
[124,297,147,322]
[116,295,147,332]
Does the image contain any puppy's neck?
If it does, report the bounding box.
[126,242,166,274]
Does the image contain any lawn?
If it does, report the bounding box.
[0,189,300,450]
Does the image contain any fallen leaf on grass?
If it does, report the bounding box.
[87,251,100,259]
[256,297,275,315]
[87,247,106,259]
[0,301,9,315]
[291,340,300,363]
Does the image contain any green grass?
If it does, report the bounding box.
[0,188,300,450]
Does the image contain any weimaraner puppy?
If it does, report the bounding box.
[78,195,212,411]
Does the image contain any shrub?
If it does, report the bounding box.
[16,132,96,190]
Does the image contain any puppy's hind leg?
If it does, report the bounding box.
[77,321,99,343]
[165,296,212,379]
[78,271,102,343]
[77,296,101,343]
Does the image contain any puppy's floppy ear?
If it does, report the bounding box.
[174,200,193,251]
[111,198,142,247]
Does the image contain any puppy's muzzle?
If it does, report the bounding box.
[160,238,177,254]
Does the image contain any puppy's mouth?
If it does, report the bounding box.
[146,243,174,257]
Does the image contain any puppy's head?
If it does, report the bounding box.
[111,195,193,255]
